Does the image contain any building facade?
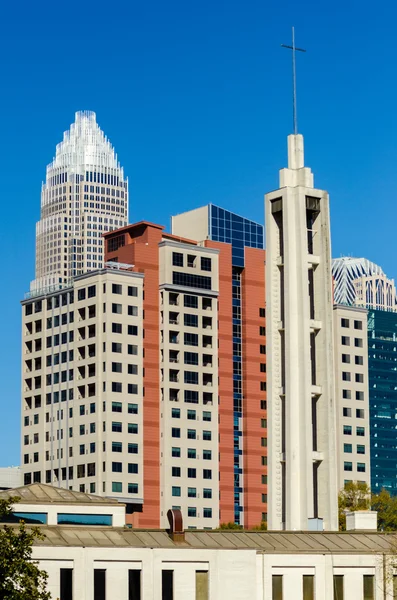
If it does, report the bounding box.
[266,134,338,531]
[354,273,397,312]
[171,205,266,528]
[333,305,371,490]
[21,266,145,513]
[31,111,128,295]
[368,309,397,495]
[1,483,393,600]
[332,257,385,307]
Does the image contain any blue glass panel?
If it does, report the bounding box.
[12,512,47,524]
[57,513,113,526]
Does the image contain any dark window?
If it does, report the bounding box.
[112,284,122,295]
[172,252,183,267]
[128,570,141,600]
[128,286,138,297]
[128,325,138,336]
[60,568,73,600]
[201,257,212,271]
[162,570,173,600]
[184,333,198,346]
[184,295,198,308]
[94,569,106,600]
[184,314,198,328]
[173,272,211,290]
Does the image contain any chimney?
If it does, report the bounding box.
[167,508,185,543]
[345,511,378,532]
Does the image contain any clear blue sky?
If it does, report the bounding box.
[1,0,396,465]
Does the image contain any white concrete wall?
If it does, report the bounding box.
[11,501,125,526]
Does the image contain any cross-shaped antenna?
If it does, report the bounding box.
[281,27,306,135]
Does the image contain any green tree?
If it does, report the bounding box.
[217,522,243,530]
[0,496,51,600]
[371,488,397,532]
[338,481,371,530]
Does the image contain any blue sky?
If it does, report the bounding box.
[1,0,396,465]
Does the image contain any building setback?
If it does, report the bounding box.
[333,305,371,490]
[368,309,397,495]
[31,111,128,295]
[266,134,338,531]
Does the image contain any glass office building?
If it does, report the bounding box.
[368,309,397,494]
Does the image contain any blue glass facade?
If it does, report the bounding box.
[368,310,397,494]
[208,204,264,523]
[209,204,264,267]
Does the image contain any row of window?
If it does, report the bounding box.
[343,443,365,454]
[342,408,365,418]
[342,389,365,400]
[171,429,212,441]
[165,292,213,311]
[341,317,363,330]
[341,354,364,365]
[172,252,212,272]
[344,461,366,472]
[170,448,212,462]
[341,336,363,347]
[171,408,211,421]
[343,425,365,436]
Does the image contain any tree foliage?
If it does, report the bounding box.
[338,482,397,532]
[0,497,51,600]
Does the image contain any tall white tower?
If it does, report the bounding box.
[31,111,128,294]
[265,134,338,531]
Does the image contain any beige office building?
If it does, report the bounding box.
[333,305,371,490]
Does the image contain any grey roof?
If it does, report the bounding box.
[0,483,120,506]
[21,527,397,554]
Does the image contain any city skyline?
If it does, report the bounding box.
[2,0,397,465]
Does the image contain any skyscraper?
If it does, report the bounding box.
[31,111,128,295]
[266,134,338,531]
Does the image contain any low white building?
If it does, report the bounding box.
[1,483,396,600]
[0,466,22,490]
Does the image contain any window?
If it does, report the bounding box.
[173,272,211,290]
[342,372,351,381]
[344,462,353,471]
[60,568,73,600]
[260,326,266,336]
[112,402,122,413]
[128,325,138,336]
[184,332,198,347]
[273,575,283,600]
[355,338,363,348]
[128,364,138,375]
[188,468,196,478]
[112,482,122,493]
[357,426,365,436]
[112,382,122,393]
[356,409,365,419]
[187,449,196,459]
[342,354,350,364]
[112,284,122,294]
[343,407,351,417]
[112,362,122,373]
[188,487,197,498]
[112,462,122,473]
[344,444,352,453]
[172,447,181,458]
[343,425,352,435]
[184,371,199,385]
[128,305,138,316]
[203,488,212,499]
[94,569,106,600]
[302,575,314,600]
[342,389,351,399]
[112,422,122,433]
[363,575,374,600]
[172,428,181,438]
[203,450,212,460]
[128,463,138,474]
[128,403,138,414]
[184,314,198,328]
[184,390,199,404]
[355,373,364,383]
[184,352,199,365]
[203,469,212,479]
[187,409,196,420]
[203,411,211,422]
[184,295,198,308]
[203,430,212,441]
[112,442,122,453]
[187,507,197,517]
[203,507,212,518]
[357,463,366,473]
[341,336,350,346]
[112,303,122,314]
[354,320,363,330]
[112,323,122,334]
[172,408,180,419]
[201,257,212,271]
[128,384,138,395]
[128,483,138,494]
[341,318,349,328]
[172,486,181,497]
[112,342,122,353]
[128,423,138,434]
[128,443,138,454]
[128,345,138,355]
[172,252,183,266]
[187,429,196,439]
[355,355,364,365]
[357,444,365,454]
[128,286,138,297]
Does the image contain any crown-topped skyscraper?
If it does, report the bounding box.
[265,134,338,531]
[31,111,128,294]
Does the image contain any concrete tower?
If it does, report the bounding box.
[265,134,338,531]
[31,111,128,295]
